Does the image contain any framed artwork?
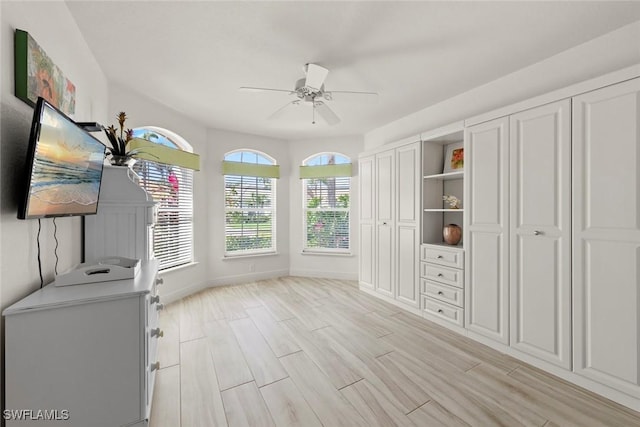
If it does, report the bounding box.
[14,29,76,116]
[443,142,464,173]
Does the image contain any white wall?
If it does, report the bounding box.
[207,128,291,288]
[107,82,211,302]
[0,0,109,406]
[288,136,363,280]
[365,20,640,149]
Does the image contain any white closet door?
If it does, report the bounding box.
[509,99,571,368]
[359,155,375,289]
[375,150,395,297]
[465,117,510,344]
[573,77,640,397]
[395,142,420,307]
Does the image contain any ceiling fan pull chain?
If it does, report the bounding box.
[312,102,316,124]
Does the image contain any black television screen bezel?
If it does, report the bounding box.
[17,97,106,220]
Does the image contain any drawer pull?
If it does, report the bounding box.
[533,230,542,236]
[150,295,161,304]
[151,328,164,338]
[436,255,443,259]
[156,303,165,311]
[151,361,160,371]
[155,277,164,286]
[437,273,444,277]
[437,291,444,295]
[437,309,444,314]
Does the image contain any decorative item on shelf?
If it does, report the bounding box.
[443,224,462,245]
[443,195,461,209]
[443,142,464,173]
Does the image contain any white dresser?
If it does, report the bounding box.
[3,260,163,427]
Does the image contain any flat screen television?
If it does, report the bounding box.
[18,97,106,219]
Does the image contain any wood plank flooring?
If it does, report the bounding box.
[149,277,640,427]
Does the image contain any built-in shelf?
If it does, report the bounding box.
[423,241,464,248]
[424,209,464,212]
[423,171,464,181]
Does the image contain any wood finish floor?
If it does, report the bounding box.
[149,276,640,427]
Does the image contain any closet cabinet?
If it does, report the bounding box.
[509,100,572,369]
[466,100,572,366]
[465,117,510,344]
[358,140,421,310]
[572,77,640,398]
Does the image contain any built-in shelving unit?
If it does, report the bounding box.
[421,124,465,246]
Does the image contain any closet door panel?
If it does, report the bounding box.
[359,155,375,288]
[375,150,395,298]
[573,77,640,397]
[510,100,571,369]
[465,117,509,344]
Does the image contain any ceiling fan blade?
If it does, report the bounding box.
[314,101,340,126]
[323,90,378,103]
[239,86,293,94]
[304,64,329,91]
[267,100,299,121]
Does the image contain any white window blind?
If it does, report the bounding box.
[224,151,276,255]
[132,146,194,270]
[302,153,351,253]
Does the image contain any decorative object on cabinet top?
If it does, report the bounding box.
[79,112,201,170]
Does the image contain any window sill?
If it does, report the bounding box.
[301,250,353,257]
[223,251,279,260]
[159,261,199,275]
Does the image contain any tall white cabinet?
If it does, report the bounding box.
[509,100,572,369]
[359,139,421,311]
[572,77,640,398]
[465,117,510,344]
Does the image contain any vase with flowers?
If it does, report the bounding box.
[104,112,136,166]
[442,194,461,209]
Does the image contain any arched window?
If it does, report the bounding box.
[223,150,279,256]
[300,152,351,253]
[131,127,194,270]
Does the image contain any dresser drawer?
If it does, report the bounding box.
[422,296,464,327]
[420,244,464,268]
[421,263,464,288]
[422,280,463,308]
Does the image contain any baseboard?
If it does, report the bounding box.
[209,269,290,287]
[158,280,210,304]
[289,269,358,281]
[358,285,421,316]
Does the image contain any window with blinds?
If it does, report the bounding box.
[302,153,351,253]
[224,150,277,256]
[131,128,194,270]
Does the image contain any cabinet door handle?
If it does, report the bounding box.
[382,222,388,225]
[151,328,164,338]
[437,291,444,295]
[437,309,444,314]
[533,230,542,236]
[151,361,160,372]
[150,295,161,304]
[156,303,165,311]
[155,277,164,286]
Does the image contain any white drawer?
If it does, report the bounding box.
[422,280,464,308]
[421,262,464,288]
[422,296,464,327]
[420,244,464,268]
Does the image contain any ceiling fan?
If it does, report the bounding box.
[239,63,378,125]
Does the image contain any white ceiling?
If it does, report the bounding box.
[66,1,640,140]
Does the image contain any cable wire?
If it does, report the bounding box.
[37,218,43,288]
[53,217,59,275]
